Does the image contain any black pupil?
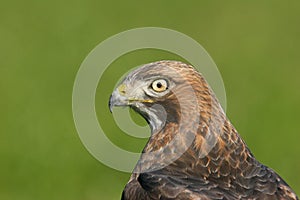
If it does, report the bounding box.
[156,82,162,88]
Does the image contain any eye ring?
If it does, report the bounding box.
[151,79,168,92]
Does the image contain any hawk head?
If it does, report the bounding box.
[109,60,218,133]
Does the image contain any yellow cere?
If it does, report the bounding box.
[117,84,126,95]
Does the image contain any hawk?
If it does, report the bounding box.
[109,61,298,200]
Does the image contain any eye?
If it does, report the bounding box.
[151,79,168,92]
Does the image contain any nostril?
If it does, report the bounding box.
[118,84,126,95]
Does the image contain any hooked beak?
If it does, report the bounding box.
[109,89,129,113]
[109,84,154,113]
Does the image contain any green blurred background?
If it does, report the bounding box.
[1,1,300,199]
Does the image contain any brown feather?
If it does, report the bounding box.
[110,61,298,200]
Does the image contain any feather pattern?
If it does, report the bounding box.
[109,61,298,200]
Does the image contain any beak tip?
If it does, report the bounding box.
[108,94,114,113]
